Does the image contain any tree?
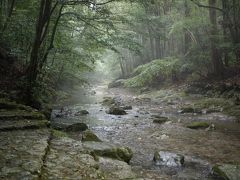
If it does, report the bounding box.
[208,0,223,77]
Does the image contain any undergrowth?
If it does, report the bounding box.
[124,57,181,87]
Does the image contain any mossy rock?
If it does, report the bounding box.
[82,130,102,142]
[102,97,116,106]
[180,106,202,114]
[212,164,240,180]
[83,142,133,163]
[107,106,127,115]
[121,105,132,110]
[52,130,69,138]
[65,123,88,132]
[153,151,184,167]
[187,122,210,129]
[153,116,169,124]
[75,110,89,116]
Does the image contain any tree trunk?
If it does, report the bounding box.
[222,0,229,67]
[209,0,224,77]
[155,36,161,59]
[27,0,52,97]
[184,0,191,54]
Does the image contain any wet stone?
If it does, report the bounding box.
[107,106,127,115]
[83,141,133,163]
[152,116,169,124]
[75,109,89,116]
[65,122,88,132]
[82,130,102,142]
[42,137,104,179]
[99,157,137,179]
[153,151,184,167]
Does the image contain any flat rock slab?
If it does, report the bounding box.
[0,129,51,179]
[0,119,49,131]
[0,110,45,120]
[42,137,105,179]
[99,157,136,179]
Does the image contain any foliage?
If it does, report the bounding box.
[124,57,181,87]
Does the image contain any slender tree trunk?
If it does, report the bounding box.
[222,0,229,66]
[184,0,191,54]
[155,36,161,59]
[209,0,224,77]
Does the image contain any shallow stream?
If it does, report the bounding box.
[52,83,240,179]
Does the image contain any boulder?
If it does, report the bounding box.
[187,122,210,129]
[65,123,88,132]
[75,110,89,116]
[153,151,184,167]
[107,106,127,115]
[121,105,132,110]
[83,142,133,163]
[212,164,240,180]
[82,130,102,142]
[102,97,116,106]
[152,116,169,124]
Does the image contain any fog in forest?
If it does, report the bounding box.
[0,0,240,179]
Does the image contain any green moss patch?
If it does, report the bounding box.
[82,130,102,142]
[0,110,46,120]
[153,116,169,124]
[102,97,116,106]
[187,122,210,129]
[52,130,69,138]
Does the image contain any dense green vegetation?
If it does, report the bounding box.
[0,0,240,107]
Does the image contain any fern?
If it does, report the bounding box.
[124,57,181,87]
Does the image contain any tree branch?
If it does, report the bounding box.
[190,0,224,12]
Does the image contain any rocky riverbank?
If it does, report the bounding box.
[1,82,240,179]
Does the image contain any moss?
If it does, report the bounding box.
[180,106,201,114]
[0,110,46,120]
[187,122,210,129]
[212,165,230,180]
[52,130,68,138]
[102,97,115,106]
[194,98,240,119]
[0,119,49,131]
[0,98,33,111]
[224,106,240,121]
[153,116,169,124]
[65,123,88,132]
[82,130,102,142]
[93,147,133,163]
[153,151,161,162]
[195,98,232,109]
[116,147,133,163]
[107,106,127,115]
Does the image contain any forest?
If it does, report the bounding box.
[0,0,240,179]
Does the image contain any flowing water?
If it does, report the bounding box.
[52,82,240,179]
